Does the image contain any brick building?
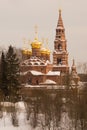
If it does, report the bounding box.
[20,10,79,86]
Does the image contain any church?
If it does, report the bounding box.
[20,10,80,87]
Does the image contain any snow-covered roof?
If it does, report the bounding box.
[20,71,29,75]
[47,71,60,76]
[30,70,44,75]
[24,84,46,88]
[40,79,56,85]
[21,56,51,66]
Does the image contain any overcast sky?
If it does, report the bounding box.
[0,0,87,65]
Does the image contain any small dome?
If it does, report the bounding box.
[27,49,32,55]
[41,48,50,55]
[31,37,42,49]
[22,49,32,55]
[41,48,47,55]
[46,49,51,55]
[22,49,27,55]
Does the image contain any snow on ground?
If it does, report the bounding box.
[0,101,73,130]
[0,102,44,130]
[0,102,30,130]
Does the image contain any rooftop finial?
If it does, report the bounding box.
[34,25,38,39]
[42,37,45,47]
[28,39,31,49]
[59,9,61,14]
[46,38,48,49]
[72,59,75,66]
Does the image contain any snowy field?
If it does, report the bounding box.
[0,102,30,130]
[0,101,71,130]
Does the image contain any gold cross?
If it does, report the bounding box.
[34,25,38,38]
[46,38,48,49]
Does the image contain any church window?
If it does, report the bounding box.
[34,62,39,65]
[58,36,61,38]
[56,30,58,33]
[62,30,64,33]
[57,58,62,65]
[40,62,44,65]
[28,77,32,84]
[28,62,32,65]
[22,63,26,65]
[58,44,62,50]
[58,29,61,32]
[36,80,39,85]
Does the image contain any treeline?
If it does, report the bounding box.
[24,87,87,130]
[0,45,20,102]
[79,74,87,82]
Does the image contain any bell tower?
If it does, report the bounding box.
[53,10,69,73]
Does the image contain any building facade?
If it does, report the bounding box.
[53,10,69,73]
[20,10,79,86]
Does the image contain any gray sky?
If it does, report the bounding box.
[0,0,87,65]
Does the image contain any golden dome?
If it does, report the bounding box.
[22,49,32,55]
[41,48,50,55]
[31,37,42,49]
[46,49,51,55]
[41,48,47,55]
[27,49,32,55]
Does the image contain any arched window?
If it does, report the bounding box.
[22,63,26,65]
[36,80,39,85]
[57,58,62,65]
[28,77,32,84]
[58,29,61,33]
[28,62,32,65]
[34,62,39,65]
[58,44,62,50]
[40,62,45,65]
[58,36,61,39]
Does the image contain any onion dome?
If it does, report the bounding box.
[27,49,32,55]
[41,48,47,55]
[31,25,42,49]
[22,48,32,55]
[41,48,51,55]
[46,49,51,55]
[45,38,51,55]
[22,38,32,55]
[41,38,51,55]
[22,49,27,55]
[31,37,42,49]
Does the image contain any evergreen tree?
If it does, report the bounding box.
[6,45,20,101]
[0,51,8,96]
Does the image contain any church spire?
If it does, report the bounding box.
[53,10,69,73]
[55,9,66,41]
[57,9,64,28]
[71,59,77,73]
[72,59,75,66]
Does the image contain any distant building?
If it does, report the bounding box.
[20,10,80,86]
